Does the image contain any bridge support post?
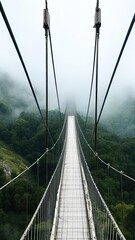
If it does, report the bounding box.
[93,5,101,181]
[43,1,50,185]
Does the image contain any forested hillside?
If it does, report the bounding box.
[78,114,135,239]
[0,75,65,239]
[0,109,64,239]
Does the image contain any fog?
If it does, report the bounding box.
[0,74,40,119]
[0,0,135,118]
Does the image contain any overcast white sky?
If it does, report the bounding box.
[0,0,135,114]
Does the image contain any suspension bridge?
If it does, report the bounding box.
[0,0,135,239]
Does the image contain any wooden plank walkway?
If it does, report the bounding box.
[55,116,90,239]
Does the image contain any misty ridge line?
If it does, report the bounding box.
[0,73,135,119]
[0,1,44,122]
[0,1,134,118]
[0,73,64,121]
[0,74,42,119]
[0,3,134,120]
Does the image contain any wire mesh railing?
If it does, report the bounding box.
[76,117,126,240]
[20,119,67,240]
[20,116,66,240]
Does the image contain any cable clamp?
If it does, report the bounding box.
[43,8,50,29]
[94,7,101,29]
[107,163,110,169]
[46,148,49,153]
[95,152,98,157]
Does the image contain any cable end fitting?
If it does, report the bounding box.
[94,7,101,31]
[43,8,50,29]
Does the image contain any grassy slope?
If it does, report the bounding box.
[0,140,28,177]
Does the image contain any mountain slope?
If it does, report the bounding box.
[0,141,28,185]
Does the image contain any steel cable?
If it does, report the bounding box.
[49,29,61,116]
[96,0,99,9]
[0,2,55,145]
[94,33,99,152]
[85,31,97,130]
[96,14,135,127]
[0,2,44,123]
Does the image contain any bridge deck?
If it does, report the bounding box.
[55,116,90,239]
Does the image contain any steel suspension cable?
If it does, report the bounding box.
[93,2,101,154]
[43,1,50,185]
[96,0,99,10]
[43,2,62,146]
[45,0,61,120]
[94,32,99,152]
[96,13,135,127]
[45,24,49,151]
[45,0,48,7]
[95,31,100,183]
[85,1,101,154]
[0,2,54,145]
[0,2,44,123]
[49,29,61,115]
[85,31,97,129]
